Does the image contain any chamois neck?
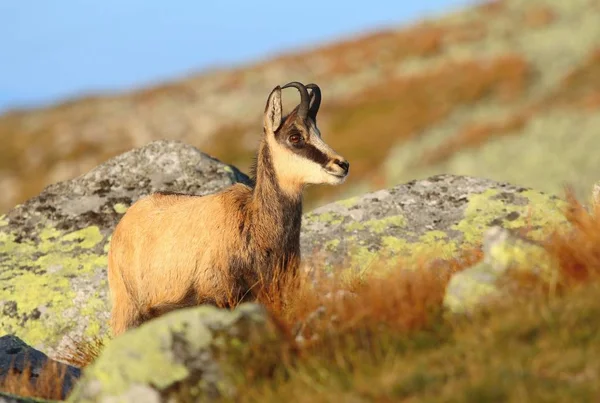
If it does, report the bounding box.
[248,141,303,246]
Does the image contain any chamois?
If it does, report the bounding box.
[107,82,350,336]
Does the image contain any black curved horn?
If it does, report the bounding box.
[306,83,321,119]
[281,81,310,120]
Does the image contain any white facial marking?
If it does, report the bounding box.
[267,119,347,189]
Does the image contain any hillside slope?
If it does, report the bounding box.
[1,0,599,213]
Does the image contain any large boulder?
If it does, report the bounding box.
[67,303,281,403]
[0,140,251,356]
[0,335,80,400]
[300,174,568,273]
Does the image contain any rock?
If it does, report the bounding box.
[67,303,282,403]
[0,335,80,400]
[300,174,567,273]
[443,226,558,314]
[0,140,251,356]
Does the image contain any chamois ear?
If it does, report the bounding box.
[263,86,283,135]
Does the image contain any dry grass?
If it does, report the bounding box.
[522,5,556,29]
[226,193,600,402]
[53,335,106,369]
[549,48,600,108]
[543,190,600,284]
[0,359,73,401]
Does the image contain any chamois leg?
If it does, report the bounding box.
[107,267,144,336]
[109,293,144,337]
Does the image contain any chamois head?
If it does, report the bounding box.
[262,81,349,194]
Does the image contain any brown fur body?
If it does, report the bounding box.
[107,82,348,336]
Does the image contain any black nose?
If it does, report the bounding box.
[334,159,350,174]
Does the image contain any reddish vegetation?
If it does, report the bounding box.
[0,360,70,401]
[269,24,446,78]
[416,47,600,168]
[550,49,600,107]
[443,21,487,44]
[133,82,197,105]
[476,0,506,16]
[312,54,529,199]
[544,190,600,285]
[254,248,484,348]
[522,5,556,29]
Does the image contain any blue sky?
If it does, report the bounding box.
[0,0,477,112]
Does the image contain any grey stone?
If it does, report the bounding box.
[67,303,281,403]
[300,174,567,272]
[0,140,250,356]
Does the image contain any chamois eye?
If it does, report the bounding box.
[288,134,302,144]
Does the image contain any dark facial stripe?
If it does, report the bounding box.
[274,113,330,166]
[292,142,329,166]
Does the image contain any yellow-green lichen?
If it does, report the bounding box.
[62,226,103,249]
[486,233,559,284]
[347,245,379,273]
[444,226,563,314]
[345,221,366,232]
[337,196,360,209]
[0,215,7,227]
[309,212,344,226]
[416,231,459,259]
[325,239,340,252]
[453,189,567,245]
[361,230,458,272]
[0,223,109,350]
[344,187,565,274]
[443,264,500,314]
[344,215,406,233]
[113,203,129,214]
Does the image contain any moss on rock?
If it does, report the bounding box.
[67,303,281,403]
[444,226,560,314]
[300,174,567,272]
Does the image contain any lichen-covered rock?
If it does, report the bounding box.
[300,174,568,273]
[67,303,281,403]
[443,226,558,314]
[0,335,80,400]
[0,140,251,356]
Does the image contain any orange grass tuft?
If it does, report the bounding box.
[543,188,600,284]
[0,359,73,401]
[251,247,483,352]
